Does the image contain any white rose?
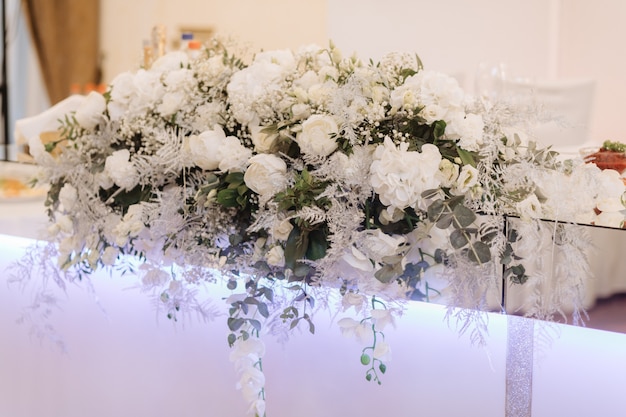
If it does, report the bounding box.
[447,113,485,152]
[157,90,186,117]
[362,229,406,262]
[249,122,277,153]
[188,125,251,172]
[128,70,164,115]
[266,246,285,267]
[244,154,288,198]
[104,149,138,191]
[150,51,189,72]
[291,103,311,120]
[74,91,106,130]
[516,194,543,221]
[437,159,460,188]
[308,82,335,107]
[272,218,293,241]
[452,164,480,195]
[219,136,253,172]
[58,183,78,210]
[296,114,339,157]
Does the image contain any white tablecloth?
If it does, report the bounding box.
[1,232,626,416]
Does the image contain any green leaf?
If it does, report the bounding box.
[224,172,244,185]
[457,147,477,168]
[360,353,371,366]
[306,228,327,260]
[243,297,259,305]
[227,317,245,331]
[427,200,446,222]
[450,229,469,249]
[467,241,492,264]
[421,188,441,200]
[305,316,316,334]
[284,226,308,270]
[289,318,301,330]
[217,188,239,207]
[262,287,274,302]
[433,120,447,139]
[453,204,476,228]
[257,302,269,318]
[227,333,236,347]
[249,319,262,333]
[237,184,248,196]
[226,280,237,290]
[435,212,453,229]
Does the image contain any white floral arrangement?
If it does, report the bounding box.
[17,39,626,416]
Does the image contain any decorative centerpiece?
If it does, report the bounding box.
[11,38,626,416]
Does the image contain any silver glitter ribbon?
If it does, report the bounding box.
[505,314,534,417]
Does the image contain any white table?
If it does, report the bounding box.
[1,232,626,416]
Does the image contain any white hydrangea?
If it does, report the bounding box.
[104,149,138,191]
[370,137,442,212]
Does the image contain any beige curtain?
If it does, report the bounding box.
[23,0,100,105]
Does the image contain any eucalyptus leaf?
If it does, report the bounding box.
[467,241,492,264]
[450,229,469,249]
[435,212,454,229]
[453,204,476,228]
[427,199,446,221]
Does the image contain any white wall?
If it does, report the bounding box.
[327,0,559,91]
[100,0,328,81]
[558,0,626,143]
[17,1,626,147]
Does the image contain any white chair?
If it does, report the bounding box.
[504,78,597,157]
